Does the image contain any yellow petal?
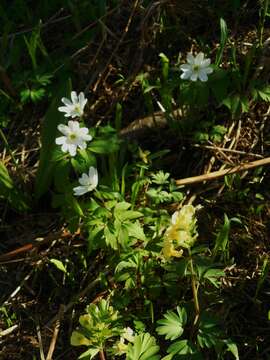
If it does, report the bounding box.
[70,331,92,346]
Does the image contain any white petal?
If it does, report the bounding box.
[55,136,66,145]
[68,120,79,132]
[79,127,89,135]
[186,53,195,65]
[180,70,192,80]
[61,97,72,106]
[79,173,90,186]
[195,52,204,65]
[67,109,78,118]
[58,106,70,114]
[201,58,211,68]
[190,73,198,81]
[61,143,69,152]
[68,144,77,156]
[78,141,87,150]
[58,124,70,136]
[88,167,98,187]
[73,185,88,196]
[71,91,78,104]
[204,67,213,74]
[198,70,208,82]
[82,134,92,142]
[79,92,87,110]
[180,64,192,71]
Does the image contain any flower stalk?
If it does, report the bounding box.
[99,349,106,360]
[188,250,200,326]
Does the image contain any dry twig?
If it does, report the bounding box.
[46,305,65,360]
[176,157,270,186]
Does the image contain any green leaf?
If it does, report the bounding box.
[209,69,230,104]
[0,161,29,211]
[114,202,143,222]
[89,138,120,154]
[104,225,118,250]
[50,259,67,273]
[156,307,187,340]
[34,78,72,200]
[167,339,195,355]
[203,268,225,288]
[126,333,160,360]
[78,347,100,359]
[197,312,222,349]
[224,339,239,360]
[0,161,13,190]
[159,53,169,81]
[126,221,146,241]
[222,94,240,116]
[215,18,228,66]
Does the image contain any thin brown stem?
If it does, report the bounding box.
[99,349,106,360]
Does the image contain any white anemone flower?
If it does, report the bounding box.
[58,91,87,118]
[73,167,98,196]
[55,120,92,156]
[121,327,135,343]
[180,52,213,82]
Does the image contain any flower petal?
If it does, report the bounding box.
[79,173,90,186]
[68,120,78,131]
[195,52,204,65]
[190,72,198,81]
[68,144,77,156]
[71,91,78,104]
[198,70,208,82]
[180,70,192,80]
[58,106,71,114]
[204,67,213,74]
[78,141,87,150]
[180,64,192,71]
[55,136,66,145]
[82,134,92,142]
[58,124,70,136]
[201,58,211,68]
[73,185,88,196]
[186,53,195,65]
[79,92,87,110]
[88,167,98,188]
[61,143,69,152]
[61,97,72,106]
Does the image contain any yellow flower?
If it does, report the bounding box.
[70,331,92,347]
[162,205,198,260]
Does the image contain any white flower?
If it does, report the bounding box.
[55,120,92,156]
[121,327,134,343]
[73,167,98,196]
[113,327,135,356]
[58,91,87,118]
[180,52,213,82]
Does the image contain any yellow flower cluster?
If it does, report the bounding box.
[163,205,198,260]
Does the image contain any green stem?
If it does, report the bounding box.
[189,250,200,325]
[0,128,18,169]
[259,0,269,46]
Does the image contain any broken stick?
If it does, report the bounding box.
[176,157,270,186]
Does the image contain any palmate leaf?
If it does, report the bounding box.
[167,339,199,356]
[156,307,187,341]
[126,333,160,360]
